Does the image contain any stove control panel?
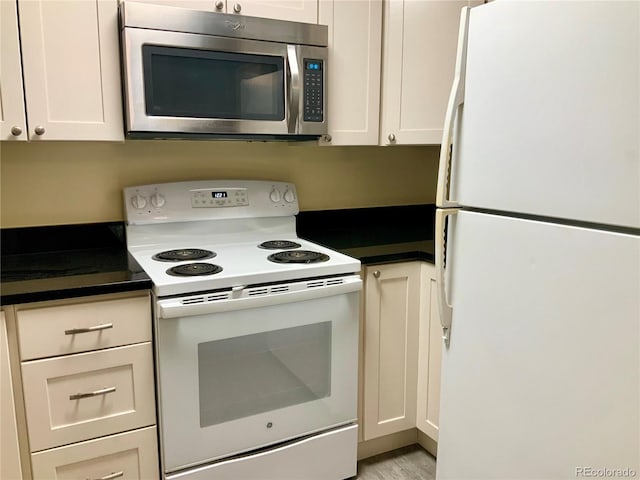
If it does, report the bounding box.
[124,180,299,225]
[191,188,248,208]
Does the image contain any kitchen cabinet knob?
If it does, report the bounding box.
[233,3,241,13]
[324,134,332,143]
[10,126,22,136]
[388,133,396,143]
[34,125,46,135]
[373,270,381,279]
[215,1,224,10]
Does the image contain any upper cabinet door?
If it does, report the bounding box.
[318,0,382,146]
[235,0,317,23]
[0,0,28,141]
[131,0,318,22]
[18,0,124,141]
[122,0,221,11]
[380,0,480,146]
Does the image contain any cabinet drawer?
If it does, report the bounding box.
[31,426,159,480]
[22,343,156,452]
[17,294,151,360]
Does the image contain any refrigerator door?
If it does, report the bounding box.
[449,1,639,229]
[437,210,639,479]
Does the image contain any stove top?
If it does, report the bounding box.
[129,236,358,296]
[123,180,361,297]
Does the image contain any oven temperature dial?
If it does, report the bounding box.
[283,189,296,203]
[150,193,165,208]
[269,188,281,202]
[131,194,148,209]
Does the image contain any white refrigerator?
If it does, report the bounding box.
[435,2,639,479]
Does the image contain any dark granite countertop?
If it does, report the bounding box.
[297,204,435,265]
[0,205,434,304]
[1,223,151,305]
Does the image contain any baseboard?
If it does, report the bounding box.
[357,429,418,460]
[417,430,438,457]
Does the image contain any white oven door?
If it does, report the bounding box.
[155,276,361,473]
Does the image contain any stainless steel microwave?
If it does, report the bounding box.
[119,2,328,140]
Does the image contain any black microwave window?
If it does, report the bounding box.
[142,46,285,121]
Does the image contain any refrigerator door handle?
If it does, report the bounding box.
[436,208,458,346]
[436,6,471,209]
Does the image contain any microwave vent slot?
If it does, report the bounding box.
[326,278,344,286]
[307,280,325,288]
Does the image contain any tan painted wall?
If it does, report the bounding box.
[0,141,439,228]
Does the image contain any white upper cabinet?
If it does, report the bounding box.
[319,0,382,146]
[127,0,318,23]
[17,0,124,141]
[0,0,28,141]
[380,0,482,145]
[235,0,317,23]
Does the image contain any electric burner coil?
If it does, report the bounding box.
[267,250,330,264]
[166,263,223,276]
[153,249,216,262]
[258,240,302,250]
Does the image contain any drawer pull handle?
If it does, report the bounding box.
[69,386,116,401]
[88,471,124,480]
[65,323,113,335]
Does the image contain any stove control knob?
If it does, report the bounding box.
[131,194,147,209]
[283,189,296,203]
[269,188,281,203]
[151,193,165,208]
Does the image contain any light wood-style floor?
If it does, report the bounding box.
[354,445,437,480]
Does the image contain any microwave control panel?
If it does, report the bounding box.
[303,59,324,122]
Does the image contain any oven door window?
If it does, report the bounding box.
[142,45,285,121]
[198,322,331,427]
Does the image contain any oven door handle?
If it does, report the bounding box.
[157,276,362,319]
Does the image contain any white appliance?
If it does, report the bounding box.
[123,180,360,480]
[435,2,639,479]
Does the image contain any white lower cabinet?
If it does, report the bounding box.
[30,426,158,480]
[361,261,442,445]
[13,291,159,479]
[416,263,442,441]
[21,343,156,452]
[362,262,421,440]
[1,310,24,480]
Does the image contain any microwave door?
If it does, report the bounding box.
[122,28,292,137]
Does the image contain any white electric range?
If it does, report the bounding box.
[124,180,361,480]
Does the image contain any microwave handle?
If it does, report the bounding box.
[286,45,301,134]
